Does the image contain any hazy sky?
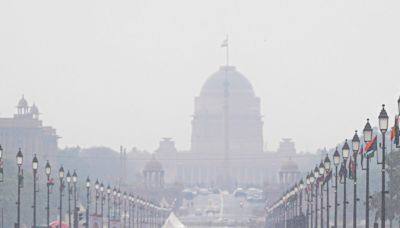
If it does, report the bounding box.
[1,0,399,153]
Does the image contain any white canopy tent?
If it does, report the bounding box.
[162,212,186,228]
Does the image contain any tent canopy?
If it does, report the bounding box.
[162,212,186,228]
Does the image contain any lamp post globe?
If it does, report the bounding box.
[72,170,77,183]
[299,179,304,190]
[86,177,90,189]
[95,179,99,191]
[363,119,373,143]
[16,148,23,166]
[379,104,389,133]
[59,166,65,179]
[333,148,340,167]
[398,96,400,115]
[324,154,331,171]
[66,171,71,184]
[45,160,51,176]
[319,161,325,176]
[352,131,360,153]
[342,140,350,161]
[314,166,320,179]
[32,154,38,171]
[310,172,315,184]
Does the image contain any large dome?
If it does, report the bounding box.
[200,66,255,97]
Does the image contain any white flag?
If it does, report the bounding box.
[221,38,228,47]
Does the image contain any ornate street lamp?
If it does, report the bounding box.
[15,148,23,228]
[123,192,127,228]
[113,188,117,220]
[398,96,400,115]
[319,161,325,228]
[378,104,389,228]
[100,182,104,227]
[107,185,111,228]
[352,131,360,228]
[299,179,304,216]
[66,171,72,228]
[85,177,90,228]
[306,174,311,228]
[324,154,331,228]
[309,171,315,228]
[313,166,319,228]
[95,179,99,215]
[117,189,121,221]
[333,147,340,228]
[45,160,51,228]
[32,154,39,228]
[363,118,373,228]
[59,166,65,228]
[341,140,350,228]
[72,170,78,228]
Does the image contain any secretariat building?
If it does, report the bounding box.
[132,66,317,190]
[0,96,59,163]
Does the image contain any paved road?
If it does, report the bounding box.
[178,192,265,227]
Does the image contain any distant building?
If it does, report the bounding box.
[129,66,317,191]
[0,96,59,163]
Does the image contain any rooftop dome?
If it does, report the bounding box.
[144,157,163,171]
[280,157,299,172]
[17,95,28,108]
[30,103,39,115]
[200,66,255,97]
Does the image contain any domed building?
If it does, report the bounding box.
[279,157,300,186]
[143,157,164,190]
[191,66,263,156]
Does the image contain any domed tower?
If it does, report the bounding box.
[279,157,300,186]
[143,157,164,190]
[191,66,263,156]
[30,103,40,119]
[16,95,29,116]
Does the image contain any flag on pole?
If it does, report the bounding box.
[392,116,399,146]
[221,37,228,47]
[348,157,356,180]
[365,135,377,159]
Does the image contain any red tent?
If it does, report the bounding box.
[49,221,69,228]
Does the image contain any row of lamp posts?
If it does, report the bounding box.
[266,96,400,228]
[2,147,171,228]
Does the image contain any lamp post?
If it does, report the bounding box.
[313,166,319,228]
[32,154,39,228]
[59,166,65,228]
[310,171,315,228]
[45,160,51,228]
[306,174,310,228]
[342,140,350,228]
[299,179,304,216]
[100,182,104,227]
[66,171,72,228]
[85,177,90,228]
[333,147,340,228]
[94,179,99,216]
[72,170,78,228]
[107,185,111,228]
[378,104,389,228]
[324,154,331,228]
[15,148,23,228]
[117,189,121,221]
[363,118,373,228]
[352,131,360,228]
[113,188,117,221]
[319,161,325,228]
[128,195,132,228]
[123,192,127,228]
